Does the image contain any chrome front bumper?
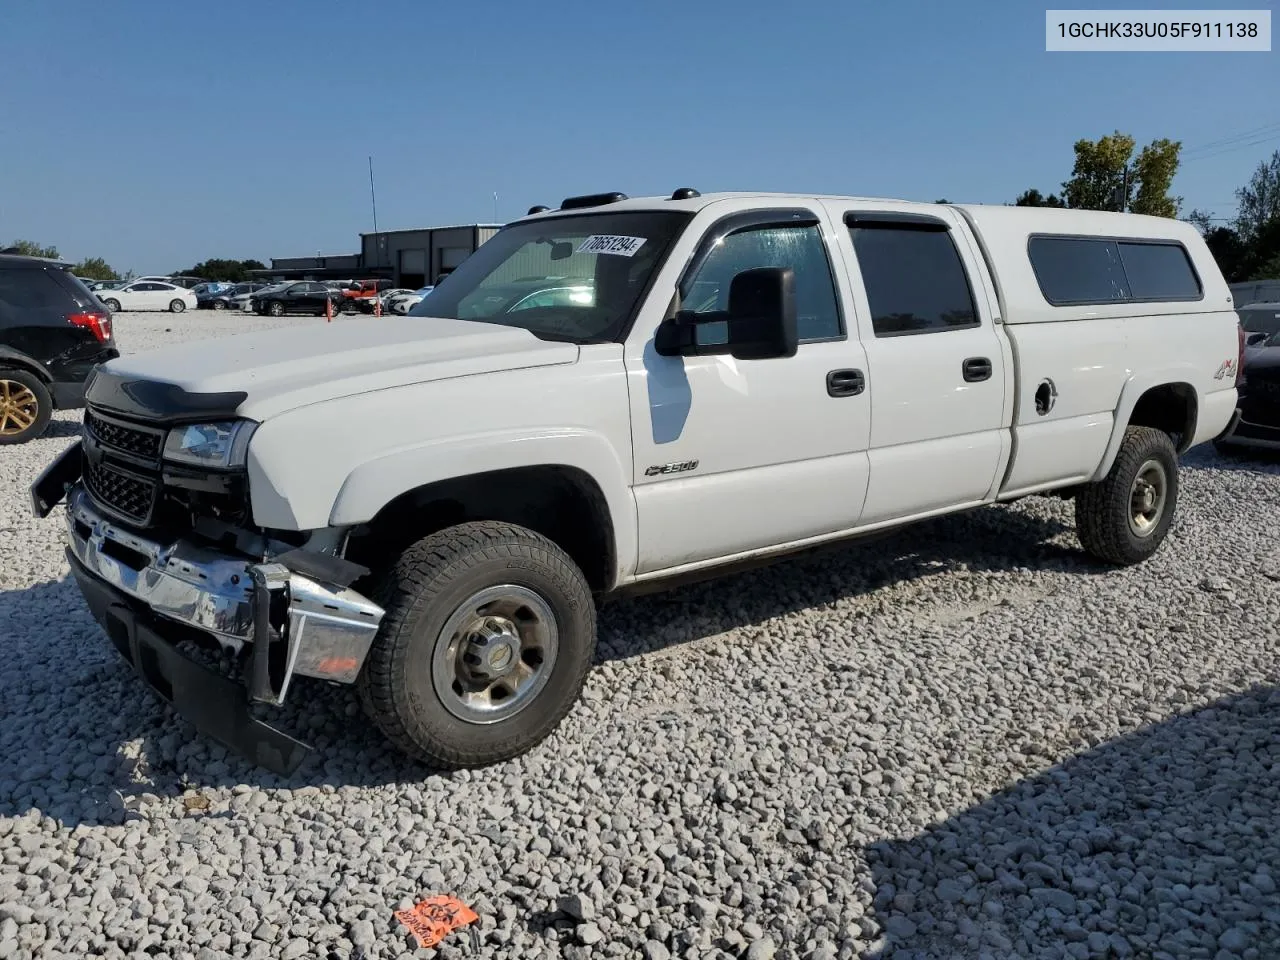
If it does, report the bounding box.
[64,484,384,700]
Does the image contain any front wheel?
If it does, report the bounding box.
[102,298,121,312]
[268,301,284,317]
[1075,426,1179,565]
[359,521,596,768]
[169,299,186,313]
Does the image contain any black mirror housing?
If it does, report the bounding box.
[725,267,798,360]
[654,266,798,360]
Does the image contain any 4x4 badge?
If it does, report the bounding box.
[1214,359,1236,380]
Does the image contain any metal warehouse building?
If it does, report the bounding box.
[255,223,502,288]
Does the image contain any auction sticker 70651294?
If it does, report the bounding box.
[577,235,648,257]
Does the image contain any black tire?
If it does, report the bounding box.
[212,299,226,311]
[268,301,285,317]
[358,521,596,768]
[169,299,186,313]
[0,369,52,445]
[102,298,121,312]
[1075,426,1178,565]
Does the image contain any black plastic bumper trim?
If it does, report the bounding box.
[67,548,311,777]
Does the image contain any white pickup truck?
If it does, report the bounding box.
[32,189,1244,774]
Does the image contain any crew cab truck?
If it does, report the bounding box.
[31,189,1243,775]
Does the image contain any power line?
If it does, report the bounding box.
[1183,133,1280,164]
[1182,119,1280,157]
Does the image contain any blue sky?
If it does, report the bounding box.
[1,0,1276,274]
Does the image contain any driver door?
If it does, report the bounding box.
[624,206,872,575]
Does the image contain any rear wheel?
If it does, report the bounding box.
[359,521,596,768]
[1076,426,1178,565]
[102,298,121,312]
[0,370,52,445]
[169,299,186,313]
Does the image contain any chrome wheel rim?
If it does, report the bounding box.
[0,380,39,436]
[1128,458,1168,537]
[431,584,558,724]
[171,300,185,313]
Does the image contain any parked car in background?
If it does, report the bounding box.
[98,280,199,313]
[1237,302,1280,340]
[359,287,414,314]
[0,253,118,443]
[251,281,343,317]
[1216,328,1280,454]
[229,282,287,312]
[89,279,128,291]
[200,281,274,310]
[390,285,434,314]
[340,279,394,312]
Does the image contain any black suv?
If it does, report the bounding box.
[250,281,343,317]
[0,253,119,444]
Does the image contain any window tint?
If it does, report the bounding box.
[1027,238,1130,304]
[1117,242,1201,300]
[1028,237,1201,304]
[0,269,71,310]
[682,223,842,341]
[850,224,977,336]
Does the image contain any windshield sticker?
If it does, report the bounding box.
[577,235,647,257]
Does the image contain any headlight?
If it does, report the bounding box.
[163,421,257,469]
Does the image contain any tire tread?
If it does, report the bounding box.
[1076,426,1177,565]
[358,520,595,768]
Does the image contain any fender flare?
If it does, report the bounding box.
[1091,367,1200,481]
[328,427,638,581]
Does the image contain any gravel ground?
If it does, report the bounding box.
[1,312,1278,960]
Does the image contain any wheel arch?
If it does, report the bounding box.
[343,463,620,593]
[1091,374,1199,481]
[0,347,53,384]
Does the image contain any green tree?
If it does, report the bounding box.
[4,239,60,259]
[1202,226,1249,282]
[1130,138,1182,217]
[1015,188,1066,208]
[73,256,118,281]
[1063,132,1137,211]
[1234,151,1280,247]
[183,258,268,283]
[1061,132,1182,216]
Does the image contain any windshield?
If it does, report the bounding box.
[408,210,691,342]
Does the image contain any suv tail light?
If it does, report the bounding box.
[68,310,112,344]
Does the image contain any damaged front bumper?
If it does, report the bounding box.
[44,465,385,775]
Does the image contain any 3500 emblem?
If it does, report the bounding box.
[645,460,699,476]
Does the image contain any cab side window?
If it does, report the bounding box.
[682,223,843,342]
[850,222,978,336]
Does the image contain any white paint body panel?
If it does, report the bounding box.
[96,192,1241,590]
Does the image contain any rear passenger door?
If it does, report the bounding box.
[826,204,1010,524]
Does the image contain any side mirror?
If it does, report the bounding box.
[1245,331,1267,346]
[655,267,798,360]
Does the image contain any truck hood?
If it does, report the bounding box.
[89,316,579,422]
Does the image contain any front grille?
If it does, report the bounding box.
[84,457,158,525]
[85,410,163,461]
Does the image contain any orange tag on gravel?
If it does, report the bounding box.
[394,895,479,949]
